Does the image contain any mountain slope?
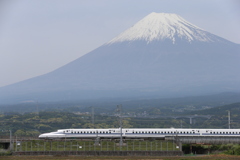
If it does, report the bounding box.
[0,13,240,103]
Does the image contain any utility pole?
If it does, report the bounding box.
[91,106,94,128]
[9,130,12,151]
[116,105,123,146]
[36,101,39,116]
[228,110,231,129]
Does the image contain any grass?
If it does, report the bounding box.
[1,154,240,160]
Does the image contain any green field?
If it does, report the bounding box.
[2,155,240,160]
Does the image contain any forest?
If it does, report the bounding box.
[0,102,240,137]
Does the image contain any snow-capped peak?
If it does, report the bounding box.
[107,12,217,44]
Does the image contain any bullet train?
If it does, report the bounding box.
[39,128,240,139]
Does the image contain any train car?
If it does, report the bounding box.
[39,128,240,139]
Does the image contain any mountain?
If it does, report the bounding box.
[1,12,240,103]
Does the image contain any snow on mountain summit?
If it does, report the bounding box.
[108,12,221,44]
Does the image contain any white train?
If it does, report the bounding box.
[39,128,240,139]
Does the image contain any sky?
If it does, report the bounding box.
[0,0,239,87]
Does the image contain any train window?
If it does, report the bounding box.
[103,131,105,133]
[220,132,222,134]
[106,131,108,134]
[93,131,95,133]
[226,132,228,134]
[155,131,157,134]
[142,131,144,133]
[99,131,102,134]
[183,132,185,134]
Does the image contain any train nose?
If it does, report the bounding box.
[39,133,49,138]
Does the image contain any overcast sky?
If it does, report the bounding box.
[0,0,239,87]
